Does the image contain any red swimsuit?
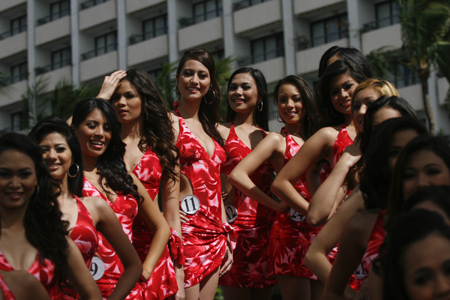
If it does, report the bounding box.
[219,125,277,288]
[175,114,230,288]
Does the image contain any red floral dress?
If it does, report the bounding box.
[352,210,385,290]
[51,196,99,299]
[269,129,321,279]
[219,125,277,288]
[132,148,182,299]
[175,113,230,288]
[0,251,55,294]
[0,273,15,300]
[82,178,145,299]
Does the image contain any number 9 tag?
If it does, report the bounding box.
[90,256,105,280]
[180,195,201,215]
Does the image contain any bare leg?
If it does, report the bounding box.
[311,280,324,300]
[199,267,220,300]
[277,275,312,300]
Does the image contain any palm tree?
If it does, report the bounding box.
[368,0,450,134]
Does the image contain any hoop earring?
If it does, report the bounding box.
[204,90,215,105]
[68,164,80,178]
[276,114,284,123]
[257,101,263,112]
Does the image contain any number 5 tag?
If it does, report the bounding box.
[180,195,201,215]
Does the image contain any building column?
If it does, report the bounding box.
[281,0,296,75]
[117,0,127,69]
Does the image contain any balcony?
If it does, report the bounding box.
[0,32,27,60]
[251,56,285,84]
[126,0,166,14]
[36,65,72,93]
[0,80,27,108]
[80,51,118,82]
[293,0,343,16]
[36,9,70,26]
[233,0,271,11]
[233,0,281,35]
[79,0,116,31]
[178,17,223,51]
[81,43,117,61]
[128,34,168,67]
[80,0,110,10]
[361,23,401,55]
[0,0,26,12]
[35,16,71,46]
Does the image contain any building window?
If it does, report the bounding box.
[95,31,117,56]
[390,65,420,88]
[311,14,348,47]
[376,1,400,29]
[233,0,269,11]
[11,15,27,35]
[52,47,71,69]
[251,32,284,64]
[80,0,109,10]
[11,62,27,83]
[193,0,222,24]
[143,15,167,40]
[11,112,24,132]
[51,0,70,20]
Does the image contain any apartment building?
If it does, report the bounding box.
[0,0,448,133]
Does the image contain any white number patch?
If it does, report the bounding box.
[225,205,238,223]
[180,195,201,215]
[90,256,105,280]
[290,208,306,222]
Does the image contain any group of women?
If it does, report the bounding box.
[0,45,449,300]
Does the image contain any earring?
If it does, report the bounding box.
[204,90,215,105]
[257,101,264,112]
[276,114,284,123]
[68,164,80,178]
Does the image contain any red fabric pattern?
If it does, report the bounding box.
[82,178,145,299]
[0,251,55,294]
[132,148,179,299]
[0,273,15,300]
[51,196,99,299]
[175,113,228,288]
[219,125,277,288]
[269,129,321,279]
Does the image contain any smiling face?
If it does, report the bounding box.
[39,132,72,182]
[277,83,305,124]
[111,80,142,124]
[73,108,112,161]
[330,73,358,116]
[0,149,37,211]
[402,150,450,201]
[228,72,259,114]
[176,59,211,103]
[403,233,450,300]
[352,87,381,133]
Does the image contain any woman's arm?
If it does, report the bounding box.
[160,162,185,300]
[228,132,288,212]
[65,238,102,300]
[85,196,143,300]
[96,70,127,100]
[271,128,336,216]
[323,210,378,300]
[304,188,365,284]
[132,174,171,279]
[308,140,362,226]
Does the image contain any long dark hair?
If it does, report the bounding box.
[273,75,319,139]
[116,69,179,181]
[387,135,450,228]
[318,59,369,127]
[29,116,84,197]
[360,118,428,210]
[71,98,142,202]
[176,48,224,147]
[225,67,269,131]
[318,46,373,78]
[0,133,70,290]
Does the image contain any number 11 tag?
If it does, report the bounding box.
[180,195,201,215]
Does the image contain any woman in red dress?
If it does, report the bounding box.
[172,48,233,300]
[96,69,183,300]
[29,116,142,299]
[228,75,319,300]
[71,98,171,299]
[217,67,279,300]
[0,133,101,299]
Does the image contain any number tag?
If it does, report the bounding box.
[225,205,238,223]
[289,208,306,222]
[353,262,367,279]
[90,256,105,280]
[180,195,201,215]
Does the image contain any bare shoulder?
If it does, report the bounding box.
[264,131,284,143]
[217,122,231,140]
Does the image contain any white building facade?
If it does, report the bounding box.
[0,0,448,133]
